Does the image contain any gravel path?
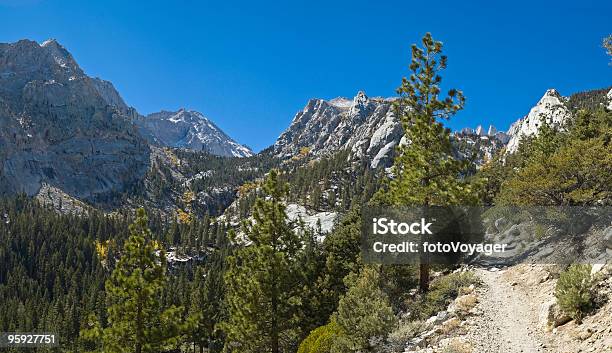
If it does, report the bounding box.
[467,268,555,353]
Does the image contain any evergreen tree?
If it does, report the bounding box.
[188,251,227,353]
[374,33,479,291]
[315,208,363,319]
[222,170,304,353]
[498,132,612,205]
[498,109,612,206]
[81,209,188,353]
[332,266,396,352]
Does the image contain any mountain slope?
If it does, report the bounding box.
[136,109,253,157]
[0,38,256,213]
[0,39,149,201]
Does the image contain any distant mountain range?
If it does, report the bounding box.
[273,91,506,168]
[1,38,610,212]
[135,109,253,157]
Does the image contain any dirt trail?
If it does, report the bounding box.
[467,268,556,353]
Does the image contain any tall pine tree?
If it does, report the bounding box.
[81,208,188,353]
[188,250,227,353]
[222,170,304,353]
[375,33,479,292]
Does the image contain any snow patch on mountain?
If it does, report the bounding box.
[328,97,353,109]
[39,39,81,73]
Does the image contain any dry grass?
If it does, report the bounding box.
[441,339,473,353]
[439,317,461,335]
[455,294,478,314]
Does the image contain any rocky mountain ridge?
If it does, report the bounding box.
[1,38,609,216]
[273,91,401,168]
[273,91,511,168]
[135,109,253,157]
[273,87,612,167]
[0,38,255,209]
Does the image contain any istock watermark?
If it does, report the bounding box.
[372,218,433,235]
[361,206,612,265]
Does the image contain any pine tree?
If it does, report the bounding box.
[498,134,612,205]
[80,208,188,353]
[498,109,612,206]
[188,251,227,353]
[315,208,363,318]
[222,170,304,353]
[374,33,479,292]
[332,266,396,352]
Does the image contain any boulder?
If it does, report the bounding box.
[539,299,571,328]
[591,263,605,275]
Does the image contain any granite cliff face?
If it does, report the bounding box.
[273,88,597,168]
[0,38,257,209]
[452,126,508,164]
[135,109,253,157]
[273,91,402,168]
[0,39,150,201]
[505,89,572,153]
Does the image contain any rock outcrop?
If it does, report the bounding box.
[505,89,572,153]
[273,91,402,168]
[452,126,508,165]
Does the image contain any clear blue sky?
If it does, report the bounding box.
[1,0,610,152]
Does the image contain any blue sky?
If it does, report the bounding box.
[1,0,610,152]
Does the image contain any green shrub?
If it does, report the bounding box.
[407,271,480,319]
[388,320,424,345]
[555,264,592,320]
[297,321,343,353]
[334,267,397,351]
[415,272,480,319]
[534,223,546,240]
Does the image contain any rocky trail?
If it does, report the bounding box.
[466,268,556,353]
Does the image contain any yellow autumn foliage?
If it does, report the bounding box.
[291,146,312,161]
[177,209,192,224]
[182,190,196,205]
[237,181,258,196]
[95,240,108,261]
